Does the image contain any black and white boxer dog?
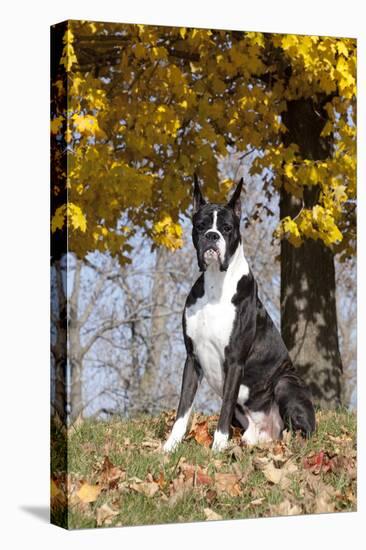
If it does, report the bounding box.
[163,175,316,453]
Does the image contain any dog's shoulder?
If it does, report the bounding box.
[185,273,205,309]
[231,269,256,307]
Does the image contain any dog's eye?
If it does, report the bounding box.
[196,223,205,232]
[222,224,233,232]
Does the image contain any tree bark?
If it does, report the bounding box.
[51,259,68,422]
[68,258,84,421]
[138,247,169,411]
[280,99,343,408]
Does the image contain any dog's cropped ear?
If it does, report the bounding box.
[193,173,206,214]
[227,178,243,219]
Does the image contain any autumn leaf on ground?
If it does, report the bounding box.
[228,445,244,461]
[203,508,223,521]
[270,500,302,517]
[214,473,242,497]
[180,462,213,486]
[98,456,126,489]
[51,478,66,506]
[205,489,218,505]
[129,474,160,498]
[168,473,190,505]
[314,483,336,514]
[96,503,119,526]
[303,451,337,474]
[140,438,162,451]
[248,497,266,507]
[253,456,297,488]
[188,419,213,447]
[231,426,244,443]
[154,471,166,490]
[76,481,102,503]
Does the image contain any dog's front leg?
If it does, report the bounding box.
[212,363,242,452]
[163,355,201,453]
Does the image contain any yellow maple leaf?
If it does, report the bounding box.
[60,29,77,72]
[51,205,66,233]
[276,216,302,247]
[50,116,63,135]
[153,215,183,250]
[284,163,298,181]
[72,114,96,134]
[281,35,299,52]
[68,203,87,232]
[337,41,349,58]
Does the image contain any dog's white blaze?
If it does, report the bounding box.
[163,406,192,453]
[212,430,229,452]
[185,243,249,398]
[242,404,283,445]
[204,209,226,262]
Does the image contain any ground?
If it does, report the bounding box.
[51,409,356,529]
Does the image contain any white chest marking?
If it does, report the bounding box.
[185,244,249,397]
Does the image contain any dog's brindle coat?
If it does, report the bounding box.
[164,177,316,452]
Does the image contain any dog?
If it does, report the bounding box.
[163,176,316,453]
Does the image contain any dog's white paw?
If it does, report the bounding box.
[212,431,229,453]
[163,435,181,453]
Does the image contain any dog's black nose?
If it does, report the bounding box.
[205,231,220,241]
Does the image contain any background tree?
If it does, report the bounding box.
[51,21,356,410]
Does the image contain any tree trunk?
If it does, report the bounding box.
[68,258,84,421]
[138,247,169,411]
[51,259,68,422]
[280,98,343,408]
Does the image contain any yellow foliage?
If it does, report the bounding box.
[51,116,63,135]
[60,28,77,72]
[275,216,302,247]
[51,203,87,233]
[153,215,183,250]
[72,113,105,137]
[51,22,356,259]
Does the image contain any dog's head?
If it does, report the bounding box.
[192,175,243,272]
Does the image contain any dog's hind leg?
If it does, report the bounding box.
[232,404,249,432]
[274,374,316,437]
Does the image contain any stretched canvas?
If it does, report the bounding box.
[50,20,357,529]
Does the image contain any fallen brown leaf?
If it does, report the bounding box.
[214,473,242,497]
[181,463,213,486]
[141,438,162,451]
[314,494,335,514]
[204,508,223,521]
[98,456,126,489]
[168,473,191,505]
[271,500,302,517]
[205,489,217,504]
[229,445,244,461]
[253,456,297,489]
[130,479,160,498]
[188,419,213,447]
[249,497,265,507]
[76,482,102,503]
[154,471,166,489]
[96,503,119,526]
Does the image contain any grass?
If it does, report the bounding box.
[51,408,356,529]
